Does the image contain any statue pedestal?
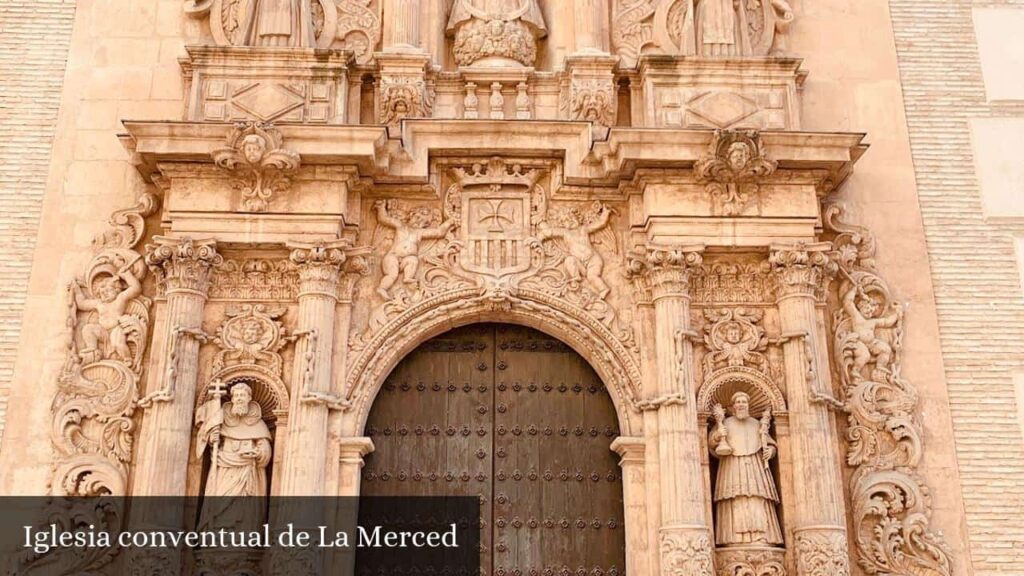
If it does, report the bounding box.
[181,45,353,124]
[637,56,805,130]
[715,546,787,575]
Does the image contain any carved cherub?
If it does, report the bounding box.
[536,201,614,299]
[71,265,144,365]
[842,283,903,381]
[374,200,455,300]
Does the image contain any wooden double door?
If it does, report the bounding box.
[361,324,626,576]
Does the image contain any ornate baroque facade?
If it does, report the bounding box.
[1,0,1006,574]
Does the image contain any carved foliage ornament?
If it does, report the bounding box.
[212,121,301,213]
[694,130,777,217]
[21,195,158,575]
[185,0,383,63]
[660,530,714,576]
[824,204,953,576]
[446,0,548,68]
[702,307,769,378]
[54,193,158,498]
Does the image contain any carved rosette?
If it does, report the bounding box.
[824,205,953,576]
[767,243,836,301]
[145,236,223,295]
[211,121,301,212]
[715,546,787,576]
[793,529,850,576]
[694,130,777,217]
[660,529,714,576]
[627,245,705,300]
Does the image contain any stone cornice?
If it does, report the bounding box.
[120,121,866,189]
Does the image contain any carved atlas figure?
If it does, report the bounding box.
[535,201,615,299]
[709,391,783,546]
[374,199,456,300]
[71,261,145,365]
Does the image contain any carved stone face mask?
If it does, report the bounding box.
[241,135,266,165]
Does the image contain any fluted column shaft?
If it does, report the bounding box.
[769,243,851,576]
[573,0,610,53]
[633,246,715,576]
[382,0,421,51]
[127,237,219,576]
[278,241,349,496]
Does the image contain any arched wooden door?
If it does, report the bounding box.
[361,323,626,576]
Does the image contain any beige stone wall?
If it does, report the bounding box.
[0,0,77,441]
[0,0,193,492]
[888,1,1024,572]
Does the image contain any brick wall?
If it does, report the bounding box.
[0,0,77,441]
[888,0,1024,571]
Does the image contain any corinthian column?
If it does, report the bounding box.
[768,243,851,576]
[633,245,715,576]
[278,240,352,496]
[127,237,220,574]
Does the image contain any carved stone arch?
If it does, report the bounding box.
[697,366,787,421]
[342,287,643,436]
[197,364,290,424]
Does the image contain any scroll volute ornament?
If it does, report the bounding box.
[212,121,301,213]
[825,204,953,576]
[52,193,158,498]
[694,130,777,217]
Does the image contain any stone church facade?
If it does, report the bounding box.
[5,0,1024,575]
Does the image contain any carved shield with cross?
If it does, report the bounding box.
[460,185,533,277]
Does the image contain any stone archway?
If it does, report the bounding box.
[341,288,644,438]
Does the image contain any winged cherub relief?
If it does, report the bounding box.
[373,199,456,300]
[212,121,301,213]
[535,201,615,299]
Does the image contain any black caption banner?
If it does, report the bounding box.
[1,496,480,575]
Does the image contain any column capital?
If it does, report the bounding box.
[609,436,645,465]
[626,244,705,301]
[339,436,375,461]
[768,241,837,300]
[144,236,221,296]
[288,239,370,299]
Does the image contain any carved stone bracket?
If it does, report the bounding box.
[824,204,953,576]
[212,122,301,212]
[694,130,777,216]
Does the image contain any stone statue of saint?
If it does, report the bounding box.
[709,392,783,546]
[695,0,794,57]
[241,0,309,47]
[195,381,273,530]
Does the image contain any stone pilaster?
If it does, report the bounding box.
[611,437,650,576]
[629,245,715,576]
[564,54,618,132]
[128,236,220,574]
[768,242,851,576]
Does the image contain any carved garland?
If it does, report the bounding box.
[824,204,953,576]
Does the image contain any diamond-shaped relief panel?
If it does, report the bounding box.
[230,82,306,122]
[687,91,761,129]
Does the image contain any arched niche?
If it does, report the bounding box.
[341,287,643,437]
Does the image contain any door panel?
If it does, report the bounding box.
[361,324,625,576]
